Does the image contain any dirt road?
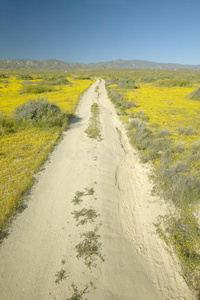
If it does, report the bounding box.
[0,80,195,299]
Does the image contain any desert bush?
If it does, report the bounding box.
[18,84,55,94]
[178,127,185,135]
[185,126,194,135]
[136,109,149,121]
[76,75,91,80]
[85,103,102,141]
[21,80,40,85]
[158,128,171,137]
[42,77,71,86]
[117,77,139,89]
[107,89,123,105]
[191,142,200,154]
[177,126,194,135]
[155,79,192,87]
[157,211,200,289]
[129,123,153,151]
[140,77,156,83]
[120,100,137,110]
[0,113,16,135]
[156,158,200,206]
[55,78,71,85]
[16,74,33,80]
[13,98,68,129]
[174,143,185,153]
[129,118,142,129]
[185,87,200,101]
[0,74,8,79]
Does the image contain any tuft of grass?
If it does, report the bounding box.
[41,77,72,86]
[185,126,194,135]
[85,187,95,195]
[18,84,55,94]
[72,191,85,205]
[72,208,99,226]
[156,210,200,290]
[55,268,67,284]
[95,85,99,93]
[66,283,88,300]
[157,128,171,137]
[72,188,95,205]
[16,74,33,80]
[0,113,17,136]
[75,227,104,268]
[154,79,192,87]
[185,87,200,101]
[0,227,9,245]
[117,77,139,89]
[85,103,102,141]
[120,100,138,111]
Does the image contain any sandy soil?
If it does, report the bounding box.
[0,79,196,300]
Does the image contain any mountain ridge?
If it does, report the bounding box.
[0,58,200,70]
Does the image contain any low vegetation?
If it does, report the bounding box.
[185,87,200,101]
[72,208,99,226]
[55,268,67,284]
[13,98,69,129]
[71,188,95,205]
[154,78,192,87]
[66,283,88,300]
[85,103,102,141]
[18,84,56,94]
[2,67,200,292]
[75,227,104,268]
[71,186,104,270]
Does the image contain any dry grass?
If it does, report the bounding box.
[85,103,102,141]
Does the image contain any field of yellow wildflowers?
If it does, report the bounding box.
[106,69,200,289]
[0,72,94,233]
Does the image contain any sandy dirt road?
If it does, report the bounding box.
[0,79,196,299]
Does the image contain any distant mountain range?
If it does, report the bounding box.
[0,58,200,70]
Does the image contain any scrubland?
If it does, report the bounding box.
[105,68,200,291]
[1,66,200,293]
[0,70,94,233]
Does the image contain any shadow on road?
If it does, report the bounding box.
[68,114,83,130]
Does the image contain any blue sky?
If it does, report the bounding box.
[0,0,199,64]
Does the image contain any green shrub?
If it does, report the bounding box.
[13,98,68,129]
[18,84,55,94]
[178,126,194,135]
[0,74,8,79]
[185,87,200,101]
[16,74,33,80]
[158,128,171,137]
[157,211,200,289]
[129,123,153,151]
[55,78,71,85]
[185,126,194,135]
[0,113,16,136]
[42,76,71,86]
[178,127,185,135]
[155,79,192,87]
[120,100,137,110]
[117,77,139,89]
[140,77,156,83]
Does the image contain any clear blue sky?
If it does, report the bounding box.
[0,0,199,64]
